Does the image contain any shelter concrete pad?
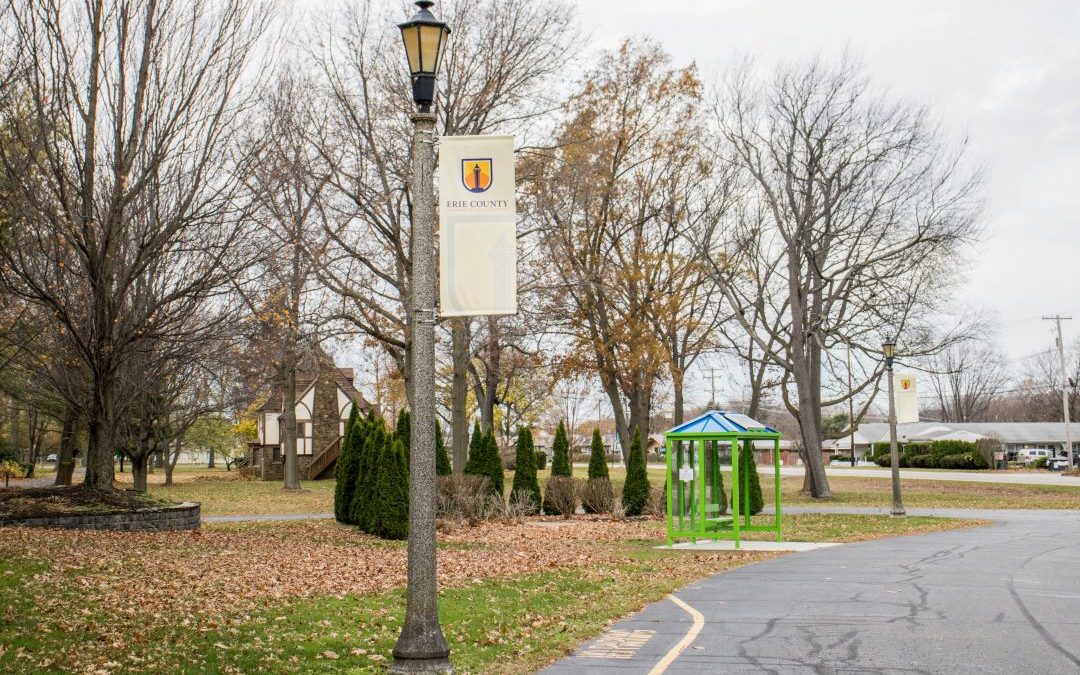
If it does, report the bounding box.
[661,539,840,552]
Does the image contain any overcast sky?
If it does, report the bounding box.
[573,0,1079,364]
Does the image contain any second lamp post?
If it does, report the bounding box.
[883,337,906,517]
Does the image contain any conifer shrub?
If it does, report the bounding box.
[587,428,609,479]
[435,420,452,476]
[352,417,386,532]
[732,441,764,516]
[334,406,362,523]
[465,424,503,499]
[396,408,410,463]
[551,420,571,477]
[464,422,484,473]
[621,429,650,516]
[581,428,614,514]
[371,436,409,540]
[509,427,541,515]
[534,451,547,471]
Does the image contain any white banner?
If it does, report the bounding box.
[438,135,516,316]
[894,373,918,424]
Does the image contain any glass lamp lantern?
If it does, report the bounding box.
[398,1,451,111]
[882,336,896,368]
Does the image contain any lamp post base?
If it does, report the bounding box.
[389,657,454,674]
[890,507,906,517]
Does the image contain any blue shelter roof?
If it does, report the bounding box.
[666,410,778,435]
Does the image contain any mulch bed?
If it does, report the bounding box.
[0,484,177,520]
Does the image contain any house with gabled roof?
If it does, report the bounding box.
[249,363,372,481]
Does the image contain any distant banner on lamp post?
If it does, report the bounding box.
[894,373,918,424]
[438,134,516,317]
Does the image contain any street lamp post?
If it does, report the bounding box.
[392,3,452,673]
[883,337,905,516]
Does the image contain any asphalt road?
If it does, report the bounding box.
[541,508,1080,675]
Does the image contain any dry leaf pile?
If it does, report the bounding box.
[1,516,742,672]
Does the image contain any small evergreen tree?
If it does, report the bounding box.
[371,436,409,540]
[509,427,541,514]
[435,420,452,476]
[352,418,385,531]
[581,428,613,514]
[464,421,484,474]
[395,408,411,463]
[587,428,609,479]
[550,420,571,477]
[622,429,650,516]
[334,406,362,523]
[483,429,505,498]
[732,441,764,516]
[465,423,503,498]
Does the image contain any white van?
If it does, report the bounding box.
[1017,448,1052,466]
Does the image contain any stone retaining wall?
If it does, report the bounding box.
[0,502,201,531]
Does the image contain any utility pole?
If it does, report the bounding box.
[1043,315,1074,469]
[709,368,717,408]
[847,342,856,467]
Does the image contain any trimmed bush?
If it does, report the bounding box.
[509,427,541,515]
[435,420,452,476]
[551,420,571,477]
[436,474,491,525]
[534,450,547,471]
[732,441,764,516]
[580,477,614,514]
[622,429,650,516]
[587,428,608,479]
[544,476,579,519]
[334,406,363,523]
[371,436,409,540]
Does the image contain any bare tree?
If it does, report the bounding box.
[926,339,1010,422]
[0,0,271,490]
[238,68,338,490]
[310,0,579,462]
[701,55,983,497]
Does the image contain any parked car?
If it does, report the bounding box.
[45,454,58,462]
[1047,456,1070,471]
[1017,448,1053,466]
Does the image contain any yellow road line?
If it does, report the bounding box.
[647,594,704,675]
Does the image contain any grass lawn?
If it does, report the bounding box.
[0,513,976,673]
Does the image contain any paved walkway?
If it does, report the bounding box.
[541,507,1080,675]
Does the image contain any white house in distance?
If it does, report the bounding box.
[250,363,371,481]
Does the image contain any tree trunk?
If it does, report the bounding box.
[164,436,181,486]
[672,366,685,425]
[479,316,501,433]
[208,447,216,468]
[451,318,469,475]
[8,401,19,460]
[118,453,125,472]
[55,405,78,486]
[131,456,148,492]
[84,399,115,491]
[282,363,301,489]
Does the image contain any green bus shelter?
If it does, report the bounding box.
[664,410,783,549]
